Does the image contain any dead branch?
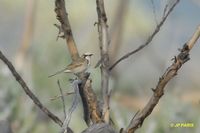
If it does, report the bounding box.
[0,50,63,127]
[78,73,102,126]
[109,0,180,71]
[96,0,110,123]
[54,0,80,61]
[124,25,200,133]
[54,0,102,126]
[84,78,102,124]
[61,79,81,133]
[78,74,91,125]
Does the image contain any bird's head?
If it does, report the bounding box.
[82,52,93,65]
[82,52,93,59]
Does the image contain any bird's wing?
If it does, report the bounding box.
[67,61,84,69]
[48,59,85,77]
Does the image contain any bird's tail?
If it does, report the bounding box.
[48,67,68,78]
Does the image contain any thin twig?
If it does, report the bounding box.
[125,25,200,133]
[50,92,74,101]
[109,0,180,71]
[96,0,110,123]
[61,79,81,133]
[0,50,63,127]
[57,80,67,118]
[163,4,168,19]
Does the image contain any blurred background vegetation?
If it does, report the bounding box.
[0,0,200,133]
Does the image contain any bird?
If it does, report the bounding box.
[48,52,93,77]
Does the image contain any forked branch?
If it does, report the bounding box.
[109,0,180,70]
[124,25,200,133]
[54,0,102,126]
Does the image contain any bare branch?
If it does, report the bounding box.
[96,0,110,123]
[78,73,103,126]
[78,74,91,125]
[54,0,101,126]
[125,25,200,133]
[0,50,63,127]
[163,4,168,18]
[109,0,180,71]
[57,80,67,118]
[187,26,200,50]
[84,79,103,124]
[54,0,80,61]
[61,79,81,133]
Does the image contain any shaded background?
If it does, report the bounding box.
[0,0,200,133]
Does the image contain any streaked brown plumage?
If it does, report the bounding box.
[48,53,93,77]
